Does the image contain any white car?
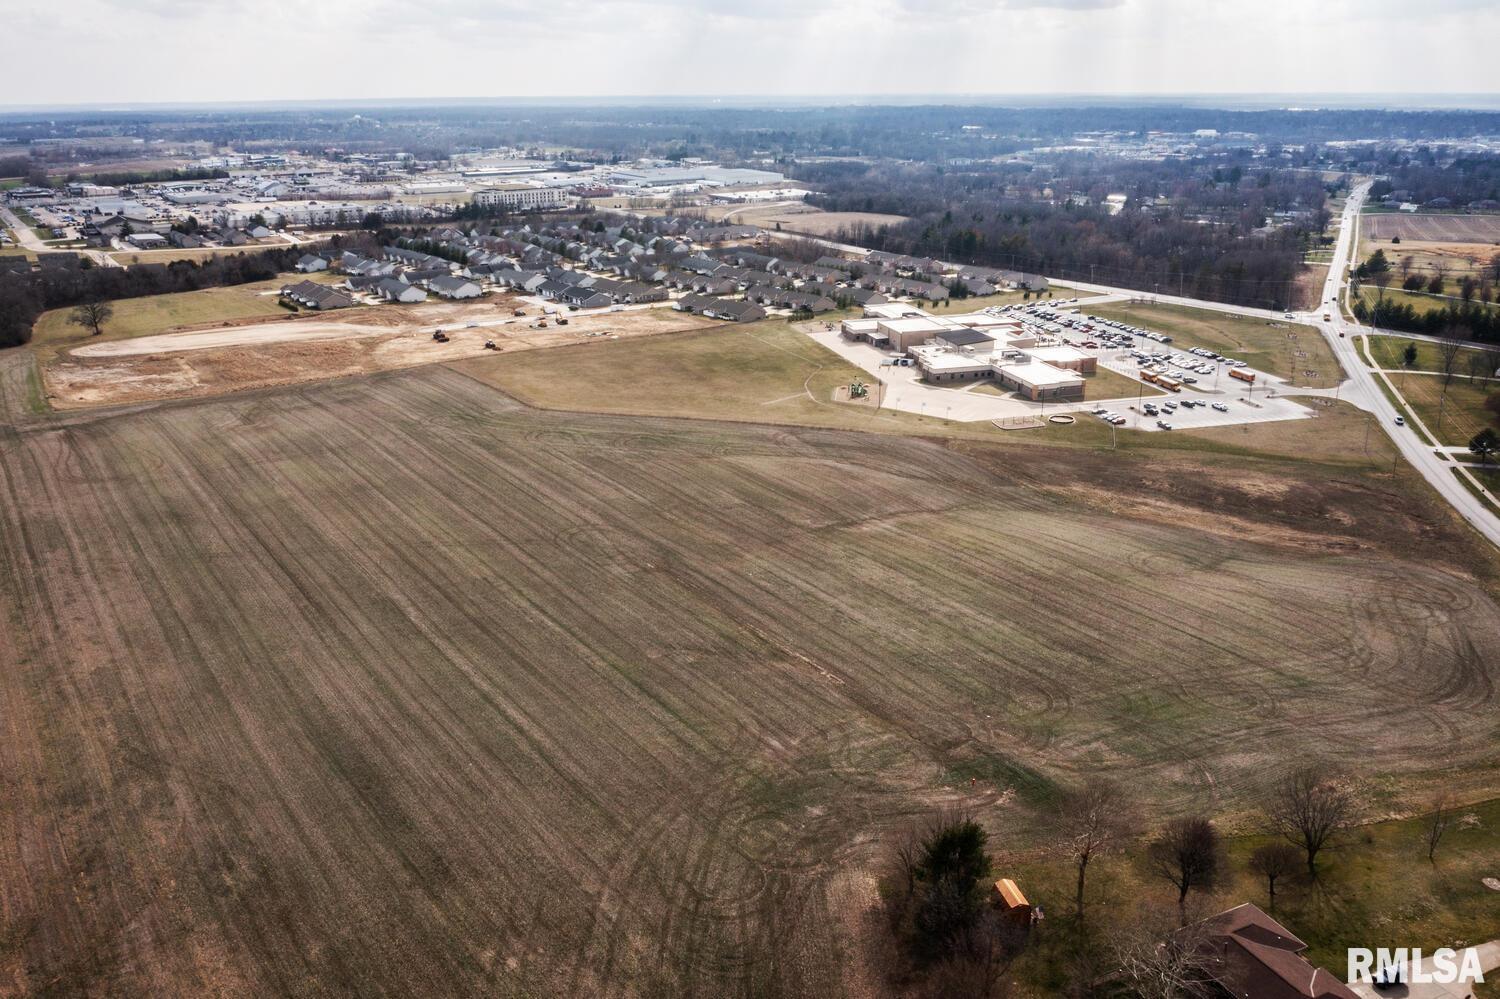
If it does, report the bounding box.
[1211,402,1229,412]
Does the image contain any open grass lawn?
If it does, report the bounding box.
[1004,796,1500,991]
[2,365,1498,995]
[1087,302,1342,387]
[1181,399,1400,468]
[107,245,286,266]
[28,274,314,361]
[1359,286,1499,318]
[1081,364,1160,401]
[1393,372,1499,447]
[1455,466,1500,516]
[456,318,885,431]
[1364,333,1496,374]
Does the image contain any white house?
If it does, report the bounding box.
[428,276,482,299]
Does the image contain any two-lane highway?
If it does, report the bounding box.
[1316,183,1500,546]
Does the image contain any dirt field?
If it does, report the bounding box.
[708,201,908,236]
[1365,213,1500,243]
[2,364,1497,996]
[42,304,717,409]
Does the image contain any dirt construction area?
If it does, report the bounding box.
[42,301,716,408]
[1,364,1498,995]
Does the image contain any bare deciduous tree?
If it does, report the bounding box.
[1056,777,1139,924]
[1425,792,1455,863]
[1110,900,1219,999]
[1147,816,1226,923]
[1437,325,1468,388]
[1267,766,1354,878]
[1247,843,1300,909]
[68,300,113,337]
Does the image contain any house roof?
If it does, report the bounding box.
[1189,903,1358,999]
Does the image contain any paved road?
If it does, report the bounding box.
[1316,183,1500,546]
[1,204,119,267]
[0,205,48,251]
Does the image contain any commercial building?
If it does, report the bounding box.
[994,358,1085,400]
[1025,344,1096,374]
[473,186,569,211]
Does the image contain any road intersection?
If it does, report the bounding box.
[772,185,1500,547]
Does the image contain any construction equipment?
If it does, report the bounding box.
[483,340,497,351]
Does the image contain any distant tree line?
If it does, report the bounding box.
[795,159,1329,309]
[1370,153,1500,206]
[0,160,228,188]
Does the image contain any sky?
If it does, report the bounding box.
[4,0,1499,107]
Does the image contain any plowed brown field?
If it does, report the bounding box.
[1,366,1497,996]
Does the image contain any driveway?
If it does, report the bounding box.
[1347,938,1498,999]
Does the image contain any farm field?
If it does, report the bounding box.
[1087,302,1342,387]
[2,366,1498,996]
[1365,212,1500,243]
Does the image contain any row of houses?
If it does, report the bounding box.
[280,280,355,311]
[673,294,766,323]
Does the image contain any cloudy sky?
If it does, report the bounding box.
[4,0,1498,107]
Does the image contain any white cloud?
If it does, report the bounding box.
[0,0,1496,105]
